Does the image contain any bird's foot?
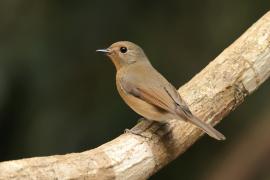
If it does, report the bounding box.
[124,128,151,139]
[124,118,172,139]
[124,118,154,139]
[137,117,146,123]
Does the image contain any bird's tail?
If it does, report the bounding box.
[176,108,225,140]
[187,115,225,140]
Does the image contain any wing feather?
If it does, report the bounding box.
[120,77,178,114]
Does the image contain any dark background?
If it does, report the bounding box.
[0,1,269,180]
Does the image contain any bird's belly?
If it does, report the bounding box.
[118,89,175,122]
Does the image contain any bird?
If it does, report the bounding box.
[97,41,225,140]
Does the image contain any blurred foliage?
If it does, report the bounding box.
[0,0,269,179]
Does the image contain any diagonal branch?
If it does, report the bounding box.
[0,11,270,180]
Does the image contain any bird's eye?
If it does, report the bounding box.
[120,47,127,53]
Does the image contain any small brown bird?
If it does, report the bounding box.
[97,41,225,140]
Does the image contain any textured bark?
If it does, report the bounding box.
[0,11,270,180]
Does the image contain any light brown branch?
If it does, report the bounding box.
[0,11,270,180]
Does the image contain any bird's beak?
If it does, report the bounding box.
[96,49,111,54]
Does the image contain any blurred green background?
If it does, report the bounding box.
[0,1,269,180]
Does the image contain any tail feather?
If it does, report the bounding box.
[176,108,225,140]
[187,115,225,140]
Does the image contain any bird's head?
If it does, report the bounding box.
[97,41,148,70]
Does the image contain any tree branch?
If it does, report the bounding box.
[1,11,270,180]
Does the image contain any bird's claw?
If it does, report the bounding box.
[124,128,151,139]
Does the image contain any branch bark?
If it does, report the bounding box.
[1,11,270,180]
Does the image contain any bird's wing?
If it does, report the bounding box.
[120,74,180,114]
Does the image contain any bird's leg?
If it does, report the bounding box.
[124,118,155,138]
[124,129,149,138]
[125,119,173,139]
[136,117,146,123]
